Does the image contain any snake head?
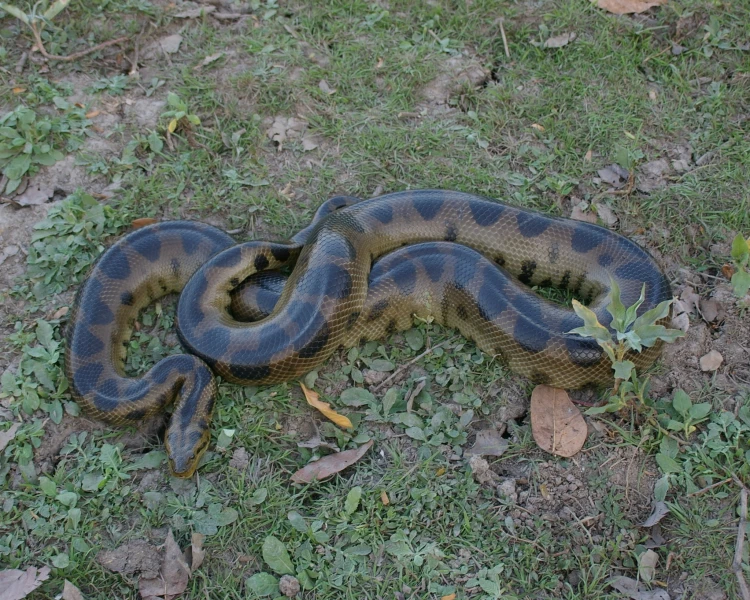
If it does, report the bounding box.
[165,427,211,478]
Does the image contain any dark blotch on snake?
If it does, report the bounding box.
[516,212,551,238]
[513,318,551,354]
[413,196,443,220]
[120,291,134,306]
[130,234,161,262]
[72,362,103,396]
[367,298,390,322]
[391,262,417,295]
[370,204,393,224]
[298,322,330,359]
[100,245,131,280]
[254,254,270,271]
[571,223,605,254]
[519,260,537,285]
[271,245,291,262]
[470,201,505,227]
[212,246,242,269]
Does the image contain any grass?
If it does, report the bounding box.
[1,0,750,598]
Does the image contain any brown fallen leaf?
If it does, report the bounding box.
[721,264,735,280]
[637,549,658,583]
[640,501,670,527]
[570,202,598,224]
[0,566,51,600]
[441,594,457,600]
[530,123,545,132]
[62,580,85,600]
[530,385,587,457]
[0,422,20,453]
[318,79,336,95]
[594,203,618,227]
[596,0,667,15]
[465,428,508,457]
[138,530,191,600]
[132,217,158,229]
[290,440,373,483]
[183,533,205,574]
[12,87,25,94]
[380,490,390,505]
[699,350,723,372]
[300,383,352,429]
[608,576,670,600]
[699,298,723,323]
[543,32,576,48]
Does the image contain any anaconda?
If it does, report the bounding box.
[65,190,672,476]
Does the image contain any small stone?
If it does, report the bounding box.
[699,350,723,372]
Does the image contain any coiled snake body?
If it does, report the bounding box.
[65,190,671,476]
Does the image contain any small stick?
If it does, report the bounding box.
[30,22,128,62]
[371,339,452,393]
[733,484,750,600]
[499,18,510,59]
[15,51,28,73]
[687,477,732,497]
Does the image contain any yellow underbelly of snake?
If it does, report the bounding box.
[65,190,672,476]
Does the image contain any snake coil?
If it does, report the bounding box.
[65,190,671,476]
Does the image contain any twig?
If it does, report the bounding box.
[732,484,750,600]
[30,21,128,62]
[498,17,510,59]
[15,51,28,73]
[371,338,453,393]
[687,477,732,497]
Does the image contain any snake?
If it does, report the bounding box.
[65,190,672,477]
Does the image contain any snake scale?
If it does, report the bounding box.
[65,190,672,476]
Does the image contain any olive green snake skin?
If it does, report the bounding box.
[65,190,672,476]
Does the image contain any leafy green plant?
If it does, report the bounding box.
[0,106,63,194]
[730,233,750,298]
[570,279,684,414]
[161,92,201,135]
[658,389,712,438]
[21,190,127,300]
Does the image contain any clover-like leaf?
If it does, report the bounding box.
[612,360,635,381]
[672,389,692,417]
[731,233,750,263]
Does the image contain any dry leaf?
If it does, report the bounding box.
[158,34,183,54]
[530,123,545,131]
[183,533,205,573]
[699,350,723,372]
[596,0,667,15]
[441,595,457,600]
[571,202,598,224]
[13,183,54,206]
[698,298,722,323]
[138,530,191,600]
[594,203,618,227]
[670,312,689,333]
[543,32,576,48]
[608,576,670,600]
[0,566,51,600]
[300,383,352,429]
[318,79,336,95]
[530,385,587,457]
[638,549,658,583]
[62,580,85,600]
[84,110,100,119]
[52,306,69,320]
[0,422,20,453]
[132,218,158,229]
[12,87,25,94]
[380,490,390,505]
[301,133,322,151]
[679,287,700,314]
[721,264,735,280]
[598,164,629,188]
[195,52,225,70]
[290,440,373,483]
[465,428,508,457]
[584,149,593,162]
[641,501,670,527]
